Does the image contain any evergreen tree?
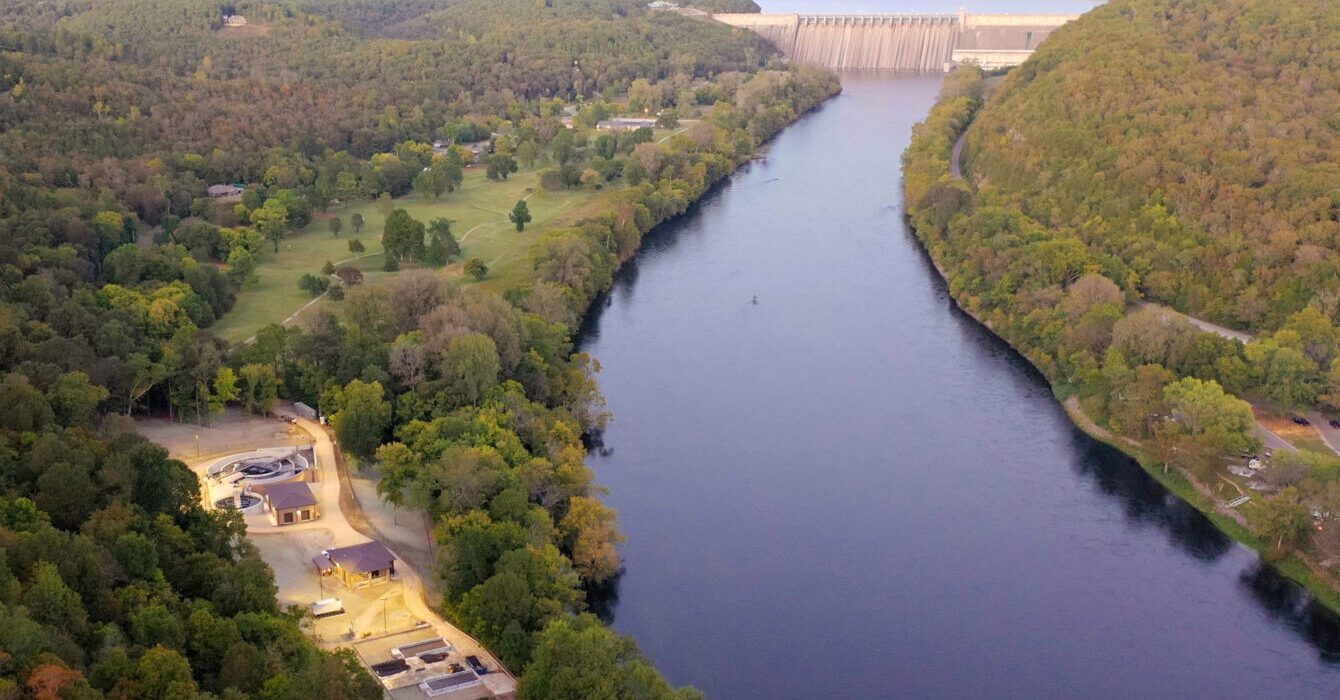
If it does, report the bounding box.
[509,200,532,232]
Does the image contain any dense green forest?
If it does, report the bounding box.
[966,0,1339,332]
[0,0,836,695]
[905,0,1340,596]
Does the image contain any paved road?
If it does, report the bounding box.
[1256,424,1299,454]
[1311,411,1340,454]
[951,131,967,180]
[950,131,1338,461]
[1138,303,1340,459]
[1137,301,1254,343]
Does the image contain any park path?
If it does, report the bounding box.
[277,410,519,697]
[239,251,379,345]
[949,131,1338,459]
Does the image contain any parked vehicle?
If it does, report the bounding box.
[1330,419,1340,429]
[1292,416,1310,426]
[464,655,488,675]
[309,597,344,618]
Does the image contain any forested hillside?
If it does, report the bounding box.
[905,0,1340,604]
[965,0,1339,331]
[0,0,837,696]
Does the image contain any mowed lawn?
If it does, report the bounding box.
[212,165,603,343]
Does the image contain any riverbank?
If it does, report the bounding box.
[903,73,1340,615]
[581,71,1340,697]
[1057,396,1340,614]
[911,199,1340,613]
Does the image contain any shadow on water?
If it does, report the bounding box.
[584,570,623,625]
[575,163,753,349]
[1070,433,1234,561]
[899,216,1340,659]
[1243,563,1340,661]
[574,95,846,349]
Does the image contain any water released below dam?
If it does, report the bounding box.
[578,72,1340,698]
[727,14,961,72]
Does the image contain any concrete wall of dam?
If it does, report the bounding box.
[714,11,1078,72]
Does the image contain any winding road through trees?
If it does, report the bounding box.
[950,130,1339,460]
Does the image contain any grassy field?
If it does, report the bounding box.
[211,165,605,343]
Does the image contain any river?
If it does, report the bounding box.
[578,74,1340,698]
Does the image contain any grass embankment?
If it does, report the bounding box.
[211,165,605,343]
[1059,392,1340,614]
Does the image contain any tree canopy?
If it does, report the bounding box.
[903,0,1340,586]
[0,0,839,693]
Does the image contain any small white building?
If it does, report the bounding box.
[222,14,247,27]
[596,117,658,131]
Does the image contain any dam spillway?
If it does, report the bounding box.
[714,11,1078,72]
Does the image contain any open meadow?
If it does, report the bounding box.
[212,164,607,342]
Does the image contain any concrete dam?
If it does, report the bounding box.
[713,11,1078,72]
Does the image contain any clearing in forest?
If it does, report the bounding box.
[211,165,603,343]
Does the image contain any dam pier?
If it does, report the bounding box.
[714,10,1077,71]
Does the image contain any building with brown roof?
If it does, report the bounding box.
[312,541,397,589]
[256,481,318,526]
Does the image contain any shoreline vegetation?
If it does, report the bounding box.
[0,0,841,695]
[326,66,840,698]
[908,87,1340,614]
[903,0,1340,615]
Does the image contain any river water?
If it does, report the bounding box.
[578,74,1340,698]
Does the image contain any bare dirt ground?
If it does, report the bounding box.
[137,407,515,697]
[250,528,419,645]
[1255,408,1328,451]
[347,468,440,598]
[250,528,337,607]
[218,22,271,37]
[135,408,309,462]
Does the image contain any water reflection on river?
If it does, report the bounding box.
[578,73,1340,698]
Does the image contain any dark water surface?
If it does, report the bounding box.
[578,74,1340,698]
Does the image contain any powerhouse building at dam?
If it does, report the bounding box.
[713,10,1078,72]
